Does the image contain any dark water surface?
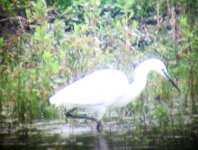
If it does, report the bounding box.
[0,121,197,150]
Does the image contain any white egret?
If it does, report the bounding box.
[49,58,179,132]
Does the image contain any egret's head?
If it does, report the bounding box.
[148,59,168,78]
[136,58,180,92]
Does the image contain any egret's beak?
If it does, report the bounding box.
[163,70,180,92]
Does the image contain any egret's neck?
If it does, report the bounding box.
[112,59,166,108]
[131,63,151,95]
[129,73,147,98]
[121,67,149,106]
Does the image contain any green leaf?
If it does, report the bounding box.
[0,37,4,49]
[43,51,52,64]
[52,61,59,74]
[180,16,188,28]
[132,20,138,29]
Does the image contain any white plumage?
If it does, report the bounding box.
[49,58,179,131]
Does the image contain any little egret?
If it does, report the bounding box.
[49,58,179,132]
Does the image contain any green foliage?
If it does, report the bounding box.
[0,0,197,142]
[178,16,198,113]
[0,0,139,124]
[0,37,4,48]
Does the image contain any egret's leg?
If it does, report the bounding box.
[66,107,105,132]
[93,106,106,132]
[66,108,98,122]
[96,120,103,132]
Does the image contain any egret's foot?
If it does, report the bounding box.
[96,121,103,132]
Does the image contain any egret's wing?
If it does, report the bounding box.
[50,69,129,107]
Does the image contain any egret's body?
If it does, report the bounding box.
[49,59,179,131]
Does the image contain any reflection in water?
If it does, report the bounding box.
[0,121,196,150]
[94,134,109,150]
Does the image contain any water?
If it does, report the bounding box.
[0,120,197,150]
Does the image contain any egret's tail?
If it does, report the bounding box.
[49,95,59,106]
[49,96,53,104]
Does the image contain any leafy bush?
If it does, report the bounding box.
[0,1,197,141]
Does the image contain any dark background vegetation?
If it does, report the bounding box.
[0,0,197,143]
